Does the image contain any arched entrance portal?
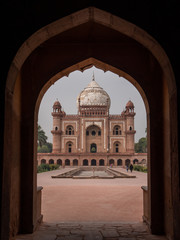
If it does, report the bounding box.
[3,7,179,240]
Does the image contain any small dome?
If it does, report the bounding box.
[53,100,61,107]
[77,74,111,108]
[126,100,134,108]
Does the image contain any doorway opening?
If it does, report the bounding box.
[37,66,147,225]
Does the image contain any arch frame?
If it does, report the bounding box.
[2,7,179,240]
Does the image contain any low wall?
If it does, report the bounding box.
[141,186,149,224]
[36,186,43,226]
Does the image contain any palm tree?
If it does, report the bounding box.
[38,125,47,147]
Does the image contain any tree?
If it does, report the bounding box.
[37,142,52,153]
[45,142,52,152]
[135,137,147,153]
[38,125,47,147]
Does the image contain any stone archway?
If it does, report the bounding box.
[65,159,70,166]
[91,159,96,166]
[2,7,179,239]
[73,159,78,166]
[83,159,88,166]
[41,159,46,164]
[125,159,131,166]
[57,159,62,166]
[117,159,122,166]
[109,159,114,166]
[49,159,54,164]
[133,159,139,164]
[99,159,105,166]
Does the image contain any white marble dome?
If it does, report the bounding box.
[77,75,111,108]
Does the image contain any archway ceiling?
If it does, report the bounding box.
[23,21,161,100]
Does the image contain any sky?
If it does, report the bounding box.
[38,66,147,143]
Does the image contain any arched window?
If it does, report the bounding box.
[129,126,132,131]
[86,125,101,138]
[55,126,58,131]
[91,130,96,136]
[115,143,119,153]
[66,141,73,153]
[49,159,54,164]
[117,159,122,166]
[91,159,96,166]
[57,159,62,165]
[99,159,104,166]
[66,125,74,135]
[113,125,121,135]
[73,159,78,166]
[109,159,114,165]
[41,159,46,164]
[68,143,72,153]
[125,159,130,166]
[114,141,120,153]
[65,159,70,166]
[83,159,88,166]
[90,143,97,153]
[133,159,138,164]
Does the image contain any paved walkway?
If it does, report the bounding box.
[15,222,167,240]
[14,167,167,239]
[38,167,147,223]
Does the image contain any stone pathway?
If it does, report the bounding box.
[15,222,167,240]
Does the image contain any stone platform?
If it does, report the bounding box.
[51,167,136,179]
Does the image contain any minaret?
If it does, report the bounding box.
[51,100,65,153]
[125,100,136,153]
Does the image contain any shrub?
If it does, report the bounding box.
[37,163,60,173]
[133,165,147,173]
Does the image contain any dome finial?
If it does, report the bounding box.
[92,71,95,81]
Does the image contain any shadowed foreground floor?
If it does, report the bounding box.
[15,222,167,240]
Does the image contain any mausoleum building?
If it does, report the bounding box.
[37,75,147,166]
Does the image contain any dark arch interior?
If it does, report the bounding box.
[20,22,167,236]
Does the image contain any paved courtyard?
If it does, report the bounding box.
[15,167,167,239]
[38,167,146,223]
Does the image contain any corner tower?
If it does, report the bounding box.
[125,100,136,153]
[51,100,65,153]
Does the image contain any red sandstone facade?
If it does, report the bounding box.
[37,75,147,166]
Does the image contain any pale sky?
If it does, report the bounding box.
[38,66,147,143]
